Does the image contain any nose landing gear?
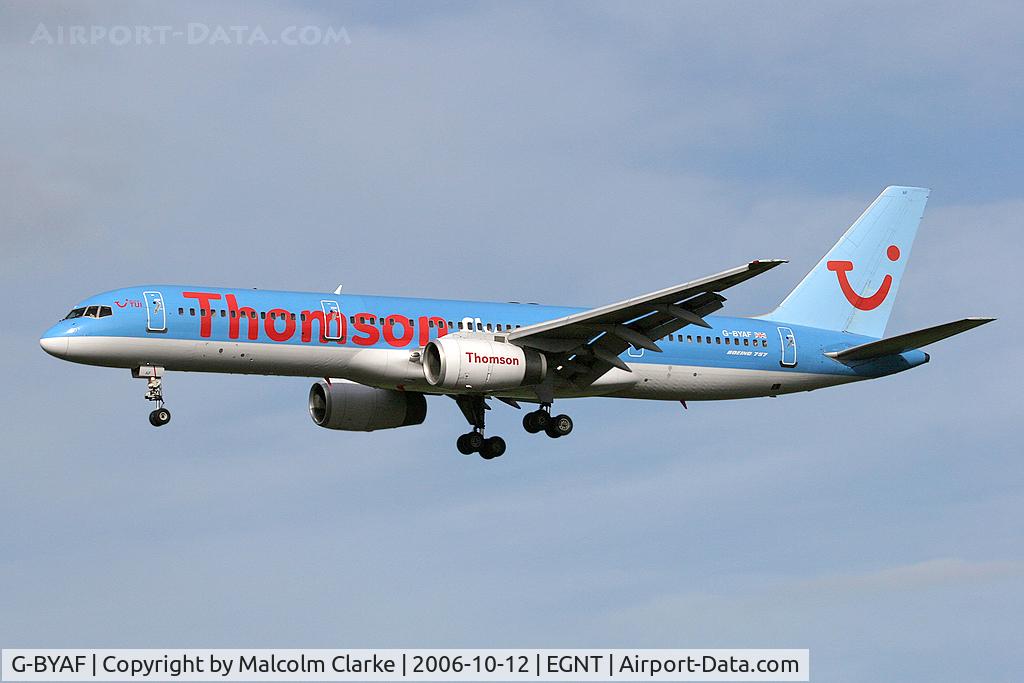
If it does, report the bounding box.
[134,366,171,427]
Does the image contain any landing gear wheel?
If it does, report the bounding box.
[456,433,476,455]
[140,370,170,427]
[466,431,485,451]
[523,410,550,434]
[544,414,572,438]
[479,436,506,460]
[453,396,508,458]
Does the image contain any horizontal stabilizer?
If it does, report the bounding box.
[826,317,995,362]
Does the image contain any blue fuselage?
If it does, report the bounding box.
[40,285,928,401]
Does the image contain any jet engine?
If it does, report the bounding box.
[422,337,547,391]
[308,380,427,431]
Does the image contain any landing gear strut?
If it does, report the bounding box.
[135,366,171,427]
[454,395,505,459]
[523,403,572,438]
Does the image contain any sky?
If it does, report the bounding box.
[1,1,1022,681]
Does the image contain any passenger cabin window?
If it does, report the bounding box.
[687,335,693,342]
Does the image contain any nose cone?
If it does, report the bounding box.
[40,334,69,358]
[39,323,72,360]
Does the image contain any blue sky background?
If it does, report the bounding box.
[1,2,1021,681]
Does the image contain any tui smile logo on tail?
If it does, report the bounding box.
[827,244,900,310]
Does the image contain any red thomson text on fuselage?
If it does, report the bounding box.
[182,292,449,347]
[465,352,519,365]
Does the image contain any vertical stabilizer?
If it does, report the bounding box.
[766,186,929,338]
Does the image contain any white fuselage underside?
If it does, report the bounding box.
[60,336,858,402]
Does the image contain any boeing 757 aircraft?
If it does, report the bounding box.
[41,187,993,458]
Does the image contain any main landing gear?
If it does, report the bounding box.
[452,397,574,458]
[522,404,573,439]
[135,366,171,427]
[454,395,506,460]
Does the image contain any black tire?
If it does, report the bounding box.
[522,412,541,433]
[456,433,475,455]
[533,410,551,430]
[148,410,161,427]
[480,436,506,459]
[545,414,573,438]
[466,431,485,451]
[154,408,171,425]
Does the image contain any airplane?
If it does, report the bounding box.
[40,186,993,459]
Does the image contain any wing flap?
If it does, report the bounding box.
[507,259,786,387]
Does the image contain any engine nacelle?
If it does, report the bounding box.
[422,336,547,391]
[308,381,427,432]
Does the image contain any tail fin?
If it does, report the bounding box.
[766,186,929,338]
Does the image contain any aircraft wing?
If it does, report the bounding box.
[825,317,995,362]
[507,259,786,386]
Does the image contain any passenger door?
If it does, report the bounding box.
[777,326,797,367]
[143,291,166,333]
[321,300,342,340]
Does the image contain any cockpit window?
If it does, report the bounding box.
[62,305,113,320]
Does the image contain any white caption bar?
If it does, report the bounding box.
[2,649,807,682]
